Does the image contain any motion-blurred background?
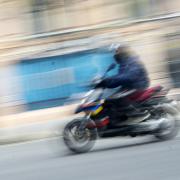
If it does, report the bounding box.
[0,0,179,127]
[0,2,180,180]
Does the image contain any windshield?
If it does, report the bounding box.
[82,87,121,104]
[83,89,103,104]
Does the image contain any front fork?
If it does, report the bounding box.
[78,114,93,132]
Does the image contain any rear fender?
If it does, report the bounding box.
[155,101,179,115]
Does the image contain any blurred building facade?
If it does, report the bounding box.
[0,0,179,114]
[0,0,179,38]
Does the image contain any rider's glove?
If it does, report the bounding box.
[95,79,107,88]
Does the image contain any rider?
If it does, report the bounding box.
[97,45,149,90]
[96,45,150,121]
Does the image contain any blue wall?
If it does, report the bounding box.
[17,50,116,109]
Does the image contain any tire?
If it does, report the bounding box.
[155,118,179,141]
[63,118,97,153]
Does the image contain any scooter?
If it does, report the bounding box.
[63,64,180,153]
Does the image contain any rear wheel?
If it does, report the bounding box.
[63,118,97,153]
[155,114,179,140]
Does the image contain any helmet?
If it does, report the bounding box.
[109,43,129,64]
[109,42,128,52]
[109,43,121,52]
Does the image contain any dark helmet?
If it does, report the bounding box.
[114,45,130,64]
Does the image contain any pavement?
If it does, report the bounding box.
[0,103,82,144]
[0,135,180,180]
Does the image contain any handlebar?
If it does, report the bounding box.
[79,63,116,89]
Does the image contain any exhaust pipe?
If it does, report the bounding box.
[101,118,169,137]
[132,118,167,133]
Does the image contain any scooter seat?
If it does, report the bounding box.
[128,85,163,102]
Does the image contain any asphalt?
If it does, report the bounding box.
[0,135,180,180]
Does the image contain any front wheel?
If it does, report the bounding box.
[63,118,98,153]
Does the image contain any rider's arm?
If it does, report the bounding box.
[98,62,141,88]
[99,74,131,88]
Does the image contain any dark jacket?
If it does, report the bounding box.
[101,56,149,89]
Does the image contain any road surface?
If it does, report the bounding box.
[0,136,180,180]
